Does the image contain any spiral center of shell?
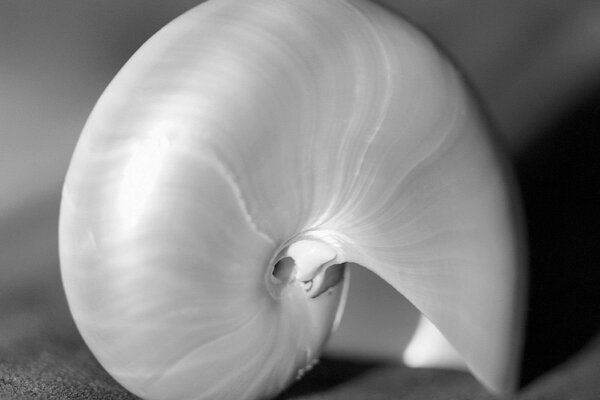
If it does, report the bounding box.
[268,239,344,299]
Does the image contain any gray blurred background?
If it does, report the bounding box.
[1,0,600,397]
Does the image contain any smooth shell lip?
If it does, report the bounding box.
[59,0,525,398]
[285,239,337,282]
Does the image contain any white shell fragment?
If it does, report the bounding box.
[59,0,525,399]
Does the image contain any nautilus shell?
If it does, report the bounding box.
[59,0,525,399]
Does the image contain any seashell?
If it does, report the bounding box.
[59,0,526,399]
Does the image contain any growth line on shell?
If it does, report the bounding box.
[202,152,276,246]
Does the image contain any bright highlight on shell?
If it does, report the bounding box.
[59,0,526,399]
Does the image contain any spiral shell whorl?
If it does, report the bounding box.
[60,0,523,399]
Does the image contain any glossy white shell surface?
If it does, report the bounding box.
[60,0,524,398]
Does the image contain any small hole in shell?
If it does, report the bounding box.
[272,257,296,284]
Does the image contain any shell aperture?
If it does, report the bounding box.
[59,0,525,399]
